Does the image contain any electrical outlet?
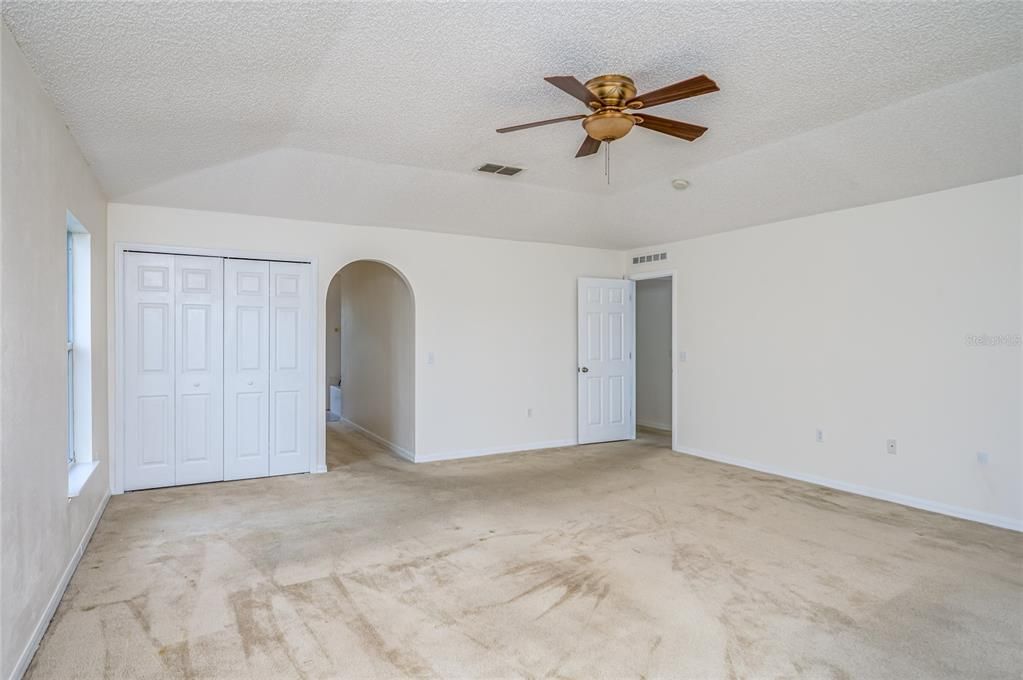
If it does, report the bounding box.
[427,352,435,365]
[977,451,989,464]
[815,429,824,443]
[887,439,897,455]
[526,408,533,418]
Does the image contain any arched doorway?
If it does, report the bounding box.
[324,260,415,469]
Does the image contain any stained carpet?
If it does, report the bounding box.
[25,424,1022,679]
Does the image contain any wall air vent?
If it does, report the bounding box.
[632,252,668,264]
[477,163,524,176]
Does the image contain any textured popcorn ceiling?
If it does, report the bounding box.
[3,1,1021,248]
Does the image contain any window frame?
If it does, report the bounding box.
[67,230,75,466]
[66,211,97,497]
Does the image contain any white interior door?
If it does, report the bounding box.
[269,262,312,476]
[174,256,224,485]
[224,259,270,480]
[124,252,176,490]
[577,278,635,444]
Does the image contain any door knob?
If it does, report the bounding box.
[192,382,200,388]
[247,381,254,386]
[579,366,589,373]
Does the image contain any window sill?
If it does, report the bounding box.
[67,461,99,499]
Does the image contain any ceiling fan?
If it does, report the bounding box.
[497,73,718,158]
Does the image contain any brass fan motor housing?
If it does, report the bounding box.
[581,75,644,141]
[582,110,639,142]
[584,74,637,107]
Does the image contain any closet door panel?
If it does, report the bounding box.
[269,262,312,476]
[174,256,224,485]
[124,252,176,490]
[224,259,270,480]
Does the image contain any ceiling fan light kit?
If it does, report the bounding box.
[582,109,636,142]
[496,72,719,175]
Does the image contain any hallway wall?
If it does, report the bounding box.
[325,276,342,400]
[338,261,414,455]
[636,278,672,431]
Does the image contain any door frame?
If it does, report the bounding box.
[112,242,319,494]
[628,269,678,452]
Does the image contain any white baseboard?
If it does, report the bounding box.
[637,420,672,432]
[10,490,111,680]
[676,445,1022,532]
[339,417,415,462]
[416,438,578,463]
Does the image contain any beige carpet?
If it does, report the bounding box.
[26,424,1022,679]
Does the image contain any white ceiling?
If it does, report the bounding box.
[3,1,1021,249]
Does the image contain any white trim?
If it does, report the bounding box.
[416,438,578,463]
[116,241,312,262]
[9,490,110,680]
[338,417,414,463]
[112,242,320,495]
[675,445,1022,532]
[67,460,99,498]
[629,269,675,281]
[629,269,678,452]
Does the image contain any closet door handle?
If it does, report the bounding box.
[192,382,200,388]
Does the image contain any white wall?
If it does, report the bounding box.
[337,261,414,454]
[107,203,625,466]
[636,278,672,431]
[325,275,342,399]
[628,176,1022,530]
[1,25,109,680]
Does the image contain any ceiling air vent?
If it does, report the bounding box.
[477,163,524,176]
[632,252,668,264]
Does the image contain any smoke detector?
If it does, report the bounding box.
[671,178,690,190]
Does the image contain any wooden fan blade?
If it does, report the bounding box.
[545,76,602,106]
[628,74,718,109]
[497,114,586,133]
[636,114,708,141]
[576,135,601,158]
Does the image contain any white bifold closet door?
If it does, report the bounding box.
[268,262,313,476]
[125,253,312,491]
[124,253,224,490]
[224,259,271,480]
[223,260,314,479]
[124,252,177,490]
[175,256,224,484]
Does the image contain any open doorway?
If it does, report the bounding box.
[324,260,415,469]
[633,273,674,449]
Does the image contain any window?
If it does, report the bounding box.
[67,230,75,464]
[66,211,97,497]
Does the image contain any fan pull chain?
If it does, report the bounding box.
[604,142,610,185]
